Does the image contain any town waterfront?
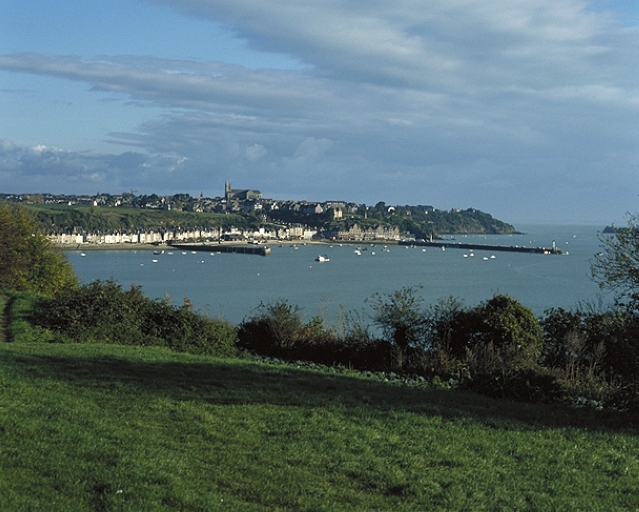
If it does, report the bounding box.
[66,224,611,325]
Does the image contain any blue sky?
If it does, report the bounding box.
[1,0,638,224]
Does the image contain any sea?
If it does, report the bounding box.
[65,224,613,326]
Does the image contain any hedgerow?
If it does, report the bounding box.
[16,280,238,356]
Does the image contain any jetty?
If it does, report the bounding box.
[399,240,562,255]
[170,243,271,256]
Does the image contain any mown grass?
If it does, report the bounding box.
[1,342,639,511]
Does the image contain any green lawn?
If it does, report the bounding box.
[1,342,638,511]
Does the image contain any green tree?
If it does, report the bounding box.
[474,295,544,357]
[442,294,544,362]
[592,214,639,305]
[0,204,78,295]
[368,286,427,367]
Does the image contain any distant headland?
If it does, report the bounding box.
[0,185,517,245]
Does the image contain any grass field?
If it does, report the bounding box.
[1,341,639,511]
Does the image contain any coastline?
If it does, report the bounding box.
[54,240,334,252]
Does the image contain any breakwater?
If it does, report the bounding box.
[170,243,271,256]
[399,240,562,255]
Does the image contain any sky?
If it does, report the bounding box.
[1,0,638,225]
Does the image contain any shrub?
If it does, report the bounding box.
[542,306,639,390]
[461,367,567,404]
[237,300,339,356]
[30,280,238,356]
[368,286,427,351]
[442,295,544,365]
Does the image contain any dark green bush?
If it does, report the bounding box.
[31,280,238,356]
[461,367,567,404]
[238,300,323,355]
[542,306,639,386]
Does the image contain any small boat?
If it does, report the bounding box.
[153,249,164,255]
[354,249,361,256]
[315,255,330,262]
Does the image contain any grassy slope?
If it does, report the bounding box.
[1,342,639,511]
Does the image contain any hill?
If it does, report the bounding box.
[1,341,638,510]
[2,198,517,238]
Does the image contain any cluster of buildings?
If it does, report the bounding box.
[3,182,410,245]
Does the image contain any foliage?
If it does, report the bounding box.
[368,286,427,350]
[237,300,335,354]
[460,367,567,404]
[473,295,544,357]
[29,280,238,356]
[592,214,639,307]
[26,203,247,235]
[435,294,544,365]
[0,204,78,296]
[20,198,518,239]
[542,305,639,388]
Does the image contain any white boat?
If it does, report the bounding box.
[354,249,361,256]
[315,255,330,262]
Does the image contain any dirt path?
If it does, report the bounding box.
[0,294,7,343]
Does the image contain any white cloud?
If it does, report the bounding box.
[0,0,637,221]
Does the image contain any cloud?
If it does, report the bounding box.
[244,143,267,161]
[0,140,189,193]
[0,0,637,221]
[109,151,146,170]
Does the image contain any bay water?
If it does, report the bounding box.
[65,224,612,325]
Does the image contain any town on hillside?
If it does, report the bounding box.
[0,182,516,246]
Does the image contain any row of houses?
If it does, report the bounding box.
[49,222,404,246]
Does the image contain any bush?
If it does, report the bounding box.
[368,286,427,351]
[461,367,567,404]
[542,306,639,388]
[237,300,336,355]
[30,280,238,356]
[442,295,544,365]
